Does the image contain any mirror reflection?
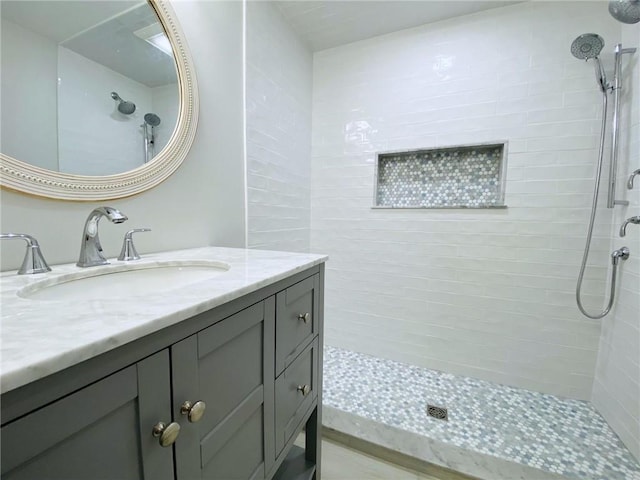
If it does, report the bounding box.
[1,0,179,176]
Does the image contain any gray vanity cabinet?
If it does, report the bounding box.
[171,300,276,479]
[1,350,174,480]
[1,265,324,480]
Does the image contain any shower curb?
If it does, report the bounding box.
[322,405,569,480]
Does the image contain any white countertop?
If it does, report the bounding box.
[0,247,327,394]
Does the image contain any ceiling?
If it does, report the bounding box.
[1,1,141,44]
[275,1,522,51]
[1,1,176,87]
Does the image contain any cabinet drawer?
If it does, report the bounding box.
[275,274,319,376]
[274,339,318,456]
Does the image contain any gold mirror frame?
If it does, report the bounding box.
[0,0,198,201]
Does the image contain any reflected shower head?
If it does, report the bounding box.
[110,91,136,115]
[609,0,640,24]
[144,113,161,127]
[570,33,605,60]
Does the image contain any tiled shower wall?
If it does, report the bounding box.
[592,24,640,461]
[310,2,624,400]
[246,1,312,252]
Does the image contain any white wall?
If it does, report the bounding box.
[592,24,640,461]
[310,2,624,400]
[245,1,312,252]
[1,18,58,171]
[1,0,246,270]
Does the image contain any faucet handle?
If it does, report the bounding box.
[0,233,52,274]
[118,228,151,262]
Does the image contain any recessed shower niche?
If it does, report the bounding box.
[374,143,508,209]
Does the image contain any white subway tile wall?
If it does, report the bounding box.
[310,2,625,402]
[592,24,640,461]
[246,1,313,252]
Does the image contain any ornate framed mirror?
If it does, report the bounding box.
[0,0,198,201]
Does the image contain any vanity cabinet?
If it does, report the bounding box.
[1,265,324,480]
[1,351,174,480]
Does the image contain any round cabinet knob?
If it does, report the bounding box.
[180,400,206,423]
[297,384,311,396]
[298,313,310,324]
[152,421,180,447]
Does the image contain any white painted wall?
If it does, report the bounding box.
[310,2,624,400]
[1,18,58,171]
[592,24,640,462]
[245,1,312,252]
[1,0,246,270]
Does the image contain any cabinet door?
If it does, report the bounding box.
[1,350,174,480]
[172,300,275,480]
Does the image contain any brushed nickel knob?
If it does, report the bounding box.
[297,384,311,396]
[298,313,310,324]
[152,421,180,447]
[180,400,206,423]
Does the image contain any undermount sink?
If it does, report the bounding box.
[18,261,231,301]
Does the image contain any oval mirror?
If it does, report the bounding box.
[0,0,198,201]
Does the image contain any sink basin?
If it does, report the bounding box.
[18,261,230,301]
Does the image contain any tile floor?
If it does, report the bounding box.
[323,346,640,480]
[321,437,456,480]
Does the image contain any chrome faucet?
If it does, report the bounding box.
[0,233,51,274]
[620,216,640,237]
[77,207,128,267]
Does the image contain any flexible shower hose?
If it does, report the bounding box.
[575,92,619,319]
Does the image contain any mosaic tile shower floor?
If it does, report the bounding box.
[323,346,640,480]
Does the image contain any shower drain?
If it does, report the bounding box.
[427,404,448,421]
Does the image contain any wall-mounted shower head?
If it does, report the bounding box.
[571,34,608,92]
[110,91,136,115]
[570,33,605,60]
[144,113,161,127]
[609,0,640,24]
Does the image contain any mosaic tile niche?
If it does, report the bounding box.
[374,143,507,208]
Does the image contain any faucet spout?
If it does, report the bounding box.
[628,168,640,189]
[77,207,128,267]
[619,215,640,237]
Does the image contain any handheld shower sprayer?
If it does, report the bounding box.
[144,113,161,127]
[572,31,636,319]
[142,113,161,163]
[570,34,608,92]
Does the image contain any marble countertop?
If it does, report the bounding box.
[1,246,327,394]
